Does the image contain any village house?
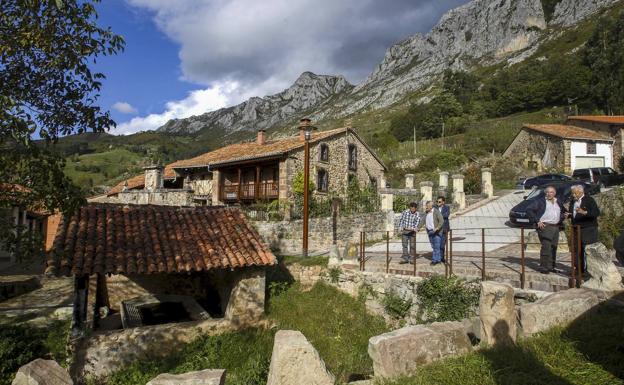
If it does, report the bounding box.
[503,123,614,173]
[45,203,276,332]
[565,115,624,168]
[105,119,387,216]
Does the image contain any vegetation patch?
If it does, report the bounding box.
[279,255,329,267]
[416,276,480,323]
[381,290,413,320]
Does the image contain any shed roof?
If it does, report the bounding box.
[45,204,276,276]
[522,124,613,142]
[567,116,624,125]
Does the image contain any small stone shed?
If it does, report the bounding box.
[503,124,614,173]
[45,204,276,332]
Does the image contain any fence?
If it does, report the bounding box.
[357,225,588,289]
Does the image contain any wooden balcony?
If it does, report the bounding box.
[221,181,279,202]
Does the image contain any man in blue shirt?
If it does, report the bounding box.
[398,202,420,264]
[437,196,450,262]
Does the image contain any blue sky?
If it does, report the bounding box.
[93,0,468,135]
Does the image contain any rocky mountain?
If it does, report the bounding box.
[157,0,620,135]
[158,72,352,134]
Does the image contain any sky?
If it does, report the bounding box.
[95,0,468,135]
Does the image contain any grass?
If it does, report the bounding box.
[64,148,145,188]
[0,320,70,385]
[279,255,329,267]
[100,282,389,385]
[380,300,624,385]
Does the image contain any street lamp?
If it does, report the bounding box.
[299,118,316,258]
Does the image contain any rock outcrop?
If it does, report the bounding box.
[368,322,472,379]
[146,369,226,385]
[12,359,72,385]
[518,288,609,336]
[551,0,621,26]
[581,243,624,291]
[266,330,335,385]
[479,281,517,346]
[158,72,352,135]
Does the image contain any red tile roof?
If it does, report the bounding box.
[45,204,276,276]
[567,116,624,124]
[522,124,613,141]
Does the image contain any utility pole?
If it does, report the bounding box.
[413,125,416,156]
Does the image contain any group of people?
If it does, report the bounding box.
[398,197,450,265]
[526,184,600,275]
[397,185,600,275]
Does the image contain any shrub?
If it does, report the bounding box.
[328,267,341,284]
[416,276,480,323]
[598,187,624,247]
[382,290,412,319]
[417,150,468,172]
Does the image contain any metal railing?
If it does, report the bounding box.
[358,225,587,289]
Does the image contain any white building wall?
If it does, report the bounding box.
[570,141,613,170]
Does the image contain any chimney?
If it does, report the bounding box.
[144,165,164,192]
[299,118,312,142]
[257,129,266,145]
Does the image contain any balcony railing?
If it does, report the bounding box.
[221,180,279,201]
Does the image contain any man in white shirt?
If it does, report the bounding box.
[526,185,565,274]
[418,201,444,265]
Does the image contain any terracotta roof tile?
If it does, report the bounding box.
[522,124,613,142]
[567,116,624,124]
[45,204,276,276]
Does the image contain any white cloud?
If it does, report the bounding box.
[112,101,138,114]
[111,85,232,135]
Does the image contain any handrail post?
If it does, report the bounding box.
[481,228,486,281]
[576,225,583,286]
[569,225,576,288]
[449,229,453,276]
[386,230,390,274]
[444,231,449,278]
[520,227,525,289]
[413,232,417,277]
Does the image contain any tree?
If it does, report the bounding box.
[442,70,480,108]
[584,11,624,115]
[0,0,124,257]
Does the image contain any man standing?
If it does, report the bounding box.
[526,185,566,274]
[398,202,420,264]
[419,201,444,265]
[568,184,600,274]
[437,196,451,262]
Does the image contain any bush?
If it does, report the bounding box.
[416,276,480,323]
[328,267,341,283]
[416,150,468,173]
[382,290,412,320]
[598,187,624,247]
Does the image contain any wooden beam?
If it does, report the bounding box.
[255,165,261,201]
[237,167,242,202]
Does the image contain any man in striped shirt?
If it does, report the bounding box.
[398,202,420,264]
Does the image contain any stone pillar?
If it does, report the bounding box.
[420,181,433,207]
[278,159,291,220]
[438,171,449,198]
[380,193,394,212]
[211,170,222,205]
[143,165,163,192]
[452,174,466,210]
[481,168,493,198]
[479,281,516,346]
[405,174,415,190]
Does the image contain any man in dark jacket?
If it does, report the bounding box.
[526,185,567,273]
[437,196,451,262]
[567,184,600,274]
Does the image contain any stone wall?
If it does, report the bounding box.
[117,190,195,206]
[504,129,567,172]
[254,211,393,254]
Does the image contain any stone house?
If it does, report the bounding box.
[45,203,276,332]
[503,124,614,173]
[106,120,387,215]
[566,116,624,169]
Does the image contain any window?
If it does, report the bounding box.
[348,144,357,170]
[317,169,329,192]
[319,143,329,162]
[586,142,596,154]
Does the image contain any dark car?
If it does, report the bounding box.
[508,181,595,227]
[517,173,572,190]
[572,167,624,189]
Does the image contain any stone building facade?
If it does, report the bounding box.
[566,116,624,169]
[503,124,613,173]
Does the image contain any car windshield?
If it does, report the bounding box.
[526,185,573,202]
[526,188,543,200]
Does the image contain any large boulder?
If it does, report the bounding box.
[581,243,624,292]
[368,322,472,379]
[518,288,609,336]
[12,359,72,385]
[266,330,335,385]
[479,281,516,346]
[146,369,225,385]
[615,230,624,266]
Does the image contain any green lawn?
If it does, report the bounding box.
[64,148,145,189]
[381,299,624,385]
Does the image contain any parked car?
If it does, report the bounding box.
[508,180,596,227]
[517,173,572,190]
[572,167,624,189]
